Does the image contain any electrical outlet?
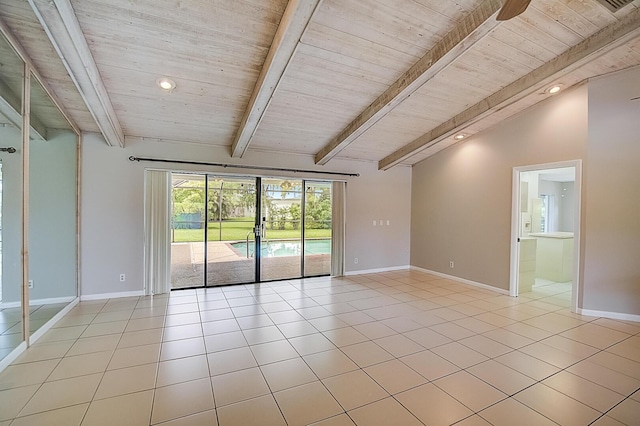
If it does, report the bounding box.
[354,258,359,264]
[449,261,454,269]
[119,274,126,282]
[28,280,33,289]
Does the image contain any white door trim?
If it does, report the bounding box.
[509,160,582,313]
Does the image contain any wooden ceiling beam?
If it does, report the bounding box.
[378,7,640,170]
[27,0,124,147]
[231,0,322,158]
[314,0,503,165]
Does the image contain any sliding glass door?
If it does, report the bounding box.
[170,173,332,288]
[260,178,302,282]
[170,174,205,289]
[206,177,256,286]
[304,181,332,277]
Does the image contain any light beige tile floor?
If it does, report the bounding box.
[0,272,639,425]
[0,303,68,363]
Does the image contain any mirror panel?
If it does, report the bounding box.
[0,31,24,362]
[28,74,77,336]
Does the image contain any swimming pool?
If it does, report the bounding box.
[231,239,331,257]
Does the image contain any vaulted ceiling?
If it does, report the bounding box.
[1,0,639,169]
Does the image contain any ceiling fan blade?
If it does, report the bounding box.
[496,0,532,21]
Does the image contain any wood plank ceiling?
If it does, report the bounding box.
[1,0,639,169]
[0,0,99,133]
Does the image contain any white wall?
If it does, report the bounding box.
[521,171,539,213]
[411,84,588,292]
[539,179,575,233]
[559,182,575,232]
[539,179,562,232]
[583,66,640,315]
[81,134,411,297]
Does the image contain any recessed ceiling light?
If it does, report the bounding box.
[454,133,466,140]
[546,84,562,94]
[157,77,176,91]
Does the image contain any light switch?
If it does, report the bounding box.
[373,220,376,226]
[386,220,390,226]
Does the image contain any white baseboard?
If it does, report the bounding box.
[345,265,410,276]
[29,298,80,344]
[0,342,27,373]
[577,308,640,323]
[80,290,145,301]
[0,300,79,373]
[410,266,510,295]
[0,296,76,309]
[30,296,75,306]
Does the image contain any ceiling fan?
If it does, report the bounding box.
[496,0,532,21]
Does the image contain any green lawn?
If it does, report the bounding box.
[172,220,331,242]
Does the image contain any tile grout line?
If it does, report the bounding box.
[2,272,639,425]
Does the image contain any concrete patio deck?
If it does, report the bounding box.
[171,242,330,288]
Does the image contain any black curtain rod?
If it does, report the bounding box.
[128,156,360,177]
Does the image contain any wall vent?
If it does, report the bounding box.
[594,0,634,13]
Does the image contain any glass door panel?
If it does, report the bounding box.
[168,174,334,288]
[206,177,256,286]
[170,174,205,289]
[260,178,302,281]
[304,181,332,276]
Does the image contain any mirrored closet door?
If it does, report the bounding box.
[27,74,78,340]
[0,30,25,362]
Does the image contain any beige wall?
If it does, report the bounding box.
[583,67,640,315]
[80,135,411,297]
[79,66,639,316]
[411,66,640,317]
[411,84,588,291]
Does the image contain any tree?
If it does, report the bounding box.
[305,186,331,229]
[206,181,256,221]
[289,203,301,230]
[279,180,293,199]
[207,188,233,220]
[172,183,205,229]
[274,206,288,230]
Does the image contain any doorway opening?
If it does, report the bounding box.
[169,174,333,289]
[509,161,582,312]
